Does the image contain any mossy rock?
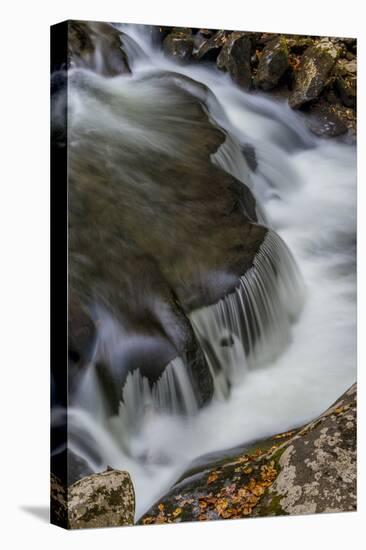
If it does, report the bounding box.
[289,40,340,108]
[255,36,289,90]
[139,384,356,525]
[68,469,135,529]
[217,32,252,90]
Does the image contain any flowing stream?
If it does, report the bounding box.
[64,25,356,518]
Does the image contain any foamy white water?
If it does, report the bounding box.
[65,25,356,518]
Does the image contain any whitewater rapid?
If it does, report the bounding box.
[66,25,356,518]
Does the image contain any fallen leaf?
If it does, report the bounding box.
[215,498,229,515]
[142,517,153,525]
[207,472,219,484]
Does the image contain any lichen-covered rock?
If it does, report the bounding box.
[217,32,252,89]
[139,384,356,524]
[289,40,340,108]
[255,36,289,90]
[194,30,227,61]
[163,28,194,62]
[256,384,356,516]
[68,21,131,76]
[68,469,135,529]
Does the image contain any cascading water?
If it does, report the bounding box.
[60,24,356,518]
[190,230,304,398]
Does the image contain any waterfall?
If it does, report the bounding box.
[57,23,356,518]
[118,358,199,431]
[189,230,304,398]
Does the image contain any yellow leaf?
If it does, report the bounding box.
[215,498,229,514]
[142,517,153,525]
[207,472,219,484]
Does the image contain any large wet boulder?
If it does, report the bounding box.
[255,36,289,90]
[68,21,131,76]
[289,40,340,108]
[163,28,194,62]
[194,30,227,61]
[140,384,356,524]
[66,68,265,410]
[217,32,252,89]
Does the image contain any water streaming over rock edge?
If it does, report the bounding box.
[52,24,356,518]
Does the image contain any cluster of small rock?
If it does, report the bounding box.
[159,27,356,138]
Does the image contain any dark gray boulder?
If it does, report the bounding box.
[255,36,289,90]
[335,75,356,108]
[307,100,348,138]
[193,30,227,61]
[217,32,252,89]
[163,28,194,62]
[289,40,340,108]
[67,70,265,411]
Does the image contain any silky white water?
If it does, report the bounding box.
[66,25,356,518]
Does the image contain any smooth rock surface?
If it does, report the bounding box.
[67,70,264,409]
